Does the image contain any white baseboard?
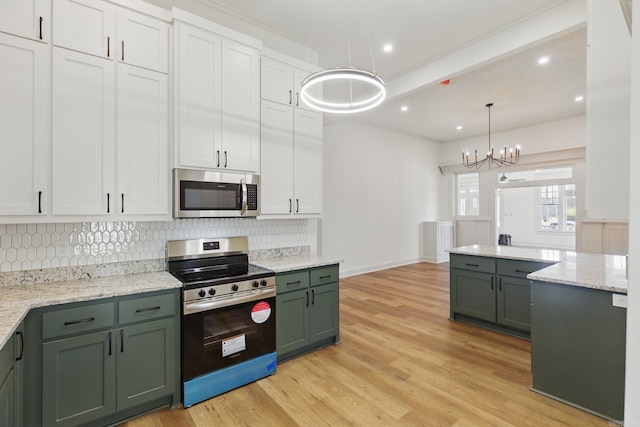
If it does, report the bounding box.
[339,258,421,278]
[420,255,449,264]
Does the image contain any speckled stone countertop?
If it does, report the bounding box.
[449,245,628,294]
[252,254,340,273]
[0,271,181,349]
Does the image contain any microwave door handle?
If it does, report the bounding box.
[241,179,248,215]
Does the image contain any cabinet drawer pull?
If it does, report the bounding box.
[311,289,315,305]
[289,90,292,105]
[121,194,125,213]
[499,277,502,291]
[39,16,43,40]
[15,331,24,361]
[121,40,125,61]
[135,306,161,313]
[515,269,532,274]
[296,92,299,106]
[38,191,42,213]
[107,36,110,57]
[490,277,494,290]
[287,280,301,286]
[319,275,331,280]
[108,331,112,355]
[120,330,124,353]
[296,199,300,213]
[107,193,110,213]
[465,263,479,267]
[64,317,95,326]
[224,151,228,168]
[306,290,309,307]
[216,150,220,167]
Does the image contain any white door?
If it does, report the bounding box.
[0,34,49,215]
[52,47,115,215]
[293,108,323,215]
[52,0,115,58]
[0,0,49,42]
[260,100,294,215]
[175,23,222,169]
[117,9,168,73]
[221,38,260,173]
[260,57,293,105]
[117,64,168,215]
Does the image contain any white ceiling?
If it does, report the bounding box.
[183,0,588,142]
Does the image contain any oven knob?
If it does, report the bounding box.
[260,280,268,287]
[198,290,206,298]
[232,284,239,291]
[252,281,259,288]
[208,288,216,296]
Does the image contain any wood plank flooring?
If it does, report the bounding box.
[123,262,608,426]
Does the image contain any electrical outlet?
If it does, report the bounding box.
[612,293,628,308]
[55,240,70,257]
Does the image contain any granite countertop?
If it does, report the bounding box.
[252,254,341,273]
[0,271,181,349]
[449,245,628,294]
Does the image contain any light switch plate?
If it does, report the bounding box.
[612,293,628,308]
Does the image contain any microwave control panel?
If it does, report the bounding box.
[247,185,258,210]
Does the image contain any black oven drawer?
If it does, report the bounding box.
[276,271,309,293]
[119,293,177,325]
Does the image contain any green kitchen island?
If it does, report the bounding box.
[449,245,627,423]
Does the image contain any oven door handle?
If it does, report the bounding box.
[184,288,276,314]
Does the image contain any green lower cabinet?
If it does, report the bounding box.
[276,265,340,361]
[1,324,23,427]
[0,369,14,427]
[117,318,175,411]
[450,269,496,322]
[496,275,531,332]
[43,330,117,427]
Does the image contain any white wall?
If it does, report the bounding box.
[625,0,639,422]
[584,0,631,220]
[321,121,441,277]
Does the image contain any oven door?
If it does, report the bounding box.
[182,291,276,381]
[173,168,259,218]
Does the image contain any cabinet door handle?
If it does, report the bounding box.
[515,269,532,274]
[108,332,112,356]
[306,290,309,307]
[466,263,479,267]
[107,36,110,57]
[64,317,95,326]
[121,40,125,61]
[289,90,292,105]
[107,193,110,213]
[120,330,124,353]
[319,275,331,280]
[499,277,502,291]
[296,92,300,106]
[289,198,292,213]
[296,199,300,213]
[15,331,24,362]
[136,306,161,313]
[216,150,220,167]
[311,289,315,305]
[224,151,228,168]
[121,194,124,213]
[490,277,494,290]
[287,280,301,286]
[38,191,42,213]
[39,16,43,40]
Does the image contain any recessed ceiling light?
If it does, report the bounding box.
[400,105,408,112]
[456,125,462,130]
[575,95,584,102]
[538,56,550,65]
[383,44,393,53]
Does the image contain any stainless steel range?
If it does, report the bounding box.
[166,237,276,408]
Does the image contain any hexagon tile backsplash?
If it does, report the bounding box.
[0,218,312,272]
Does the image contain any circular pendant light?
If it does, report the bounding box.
[299,67,386,114]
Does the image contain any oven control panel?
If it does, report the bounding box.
[184,276,276,303]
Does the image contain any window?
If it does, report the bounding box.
[457,173,479,216]
[539,184,575,231]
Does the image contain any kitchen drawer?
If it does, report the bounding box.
[497,259,555,279]
[276,271,310,294]
[450,254,496,274]
[43,302,115,340]
[310,265,339,287]
[119,292,177,325]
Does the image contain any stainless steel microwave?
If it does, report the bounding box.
[173,169,259,218]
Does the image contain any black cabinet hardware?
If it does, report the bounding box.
[135,306,161,313]
[107,193,110,213]
[515,269,532,274]
[216,150,220,167]
[121,194,124,213]
[107,36,110,57]
[296,92,299,106]
[287,280,301,286]
[15,331,24,361]
[306,290,309,307]
[296,199,299,213]
[120,330,124,353]
[499,277,502,291]
[121,40,124,61]
[311,289,315,305]
[39,17,43,40]
[64,317,95,326]
[38,191,42,213]
[466,263,479,267]
[289,199,292,213]
[319,275,331,280]
[108,332,112,355]
[289,90,292,105]
[224,151,228,167]
[491,277,494,290]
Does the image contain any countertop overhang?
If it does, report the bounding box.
[449,245,627,295]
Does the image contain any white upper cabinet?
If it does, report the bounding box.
[0,33,49,216]
[117,64,168,215]
[175,22,222,169]
[174,11,261,173]
[293,108,323,215]
[52,47,116,215]
[52,0,116,58]
[261,56,322,112]
[0,0,50,42]
[117,8,168,73]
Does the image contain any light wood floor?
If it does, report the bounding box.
[123,262,608,426]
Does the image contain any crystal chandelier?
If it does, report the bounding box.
[462,103,521,169]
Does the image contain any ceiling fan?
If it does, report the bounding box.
[499,173,525,182]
